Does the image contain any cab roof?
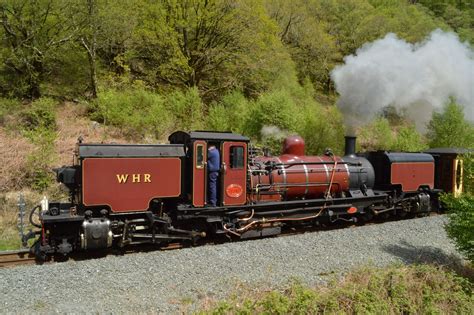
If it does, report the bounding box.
[169,131,249,144]
[424,148,473,155]
[78,143,185,158]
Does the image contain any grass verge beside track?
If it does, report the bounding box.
[198,264,473,314]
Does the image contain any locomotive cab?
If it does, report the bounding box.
[169,131,249,207]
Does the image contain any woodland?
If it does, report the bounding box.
[0,0,473,190]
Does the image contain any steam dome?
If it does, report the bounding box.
[282,136,305,156]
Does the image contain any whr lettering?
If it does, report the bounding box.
[116,174,152,183]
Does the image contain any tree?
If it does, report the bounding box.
[129,0,293,100]
[73,0,138,98]
[0,0,76,98]
[415,0,474,43]
[130,0,249,94]
[356,116,427,152]
[357,118,395,151]
[78,0,99,98]
[68,0,139,96]
[427,101,474,148]
[265,0,340,93]
[393,125,427,152]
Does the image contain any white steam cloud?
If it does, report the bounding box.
[331,29,474,132]
[261,125,288,139]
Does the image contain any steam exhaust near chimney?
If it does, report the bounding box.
[344,136,356,157]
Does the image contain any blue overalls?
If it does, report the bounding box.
[207,147,220,207]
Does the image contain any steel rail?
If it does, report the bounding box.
[0,249,36,268]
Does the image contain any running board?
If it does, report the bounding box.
[177,194,388,214]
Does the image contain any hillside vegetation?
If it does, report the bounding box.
[0,0,472,193]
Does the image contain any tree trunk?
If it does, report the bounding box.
[84,0,98,99]
[28,81,41,99]
[29,59,44,99]
[87,49,97,98]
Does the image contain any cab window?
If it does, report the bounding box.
[196,144,204,168]
[230,146,244,169]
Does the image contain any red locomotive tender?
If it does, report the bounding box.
[26,131,449,259]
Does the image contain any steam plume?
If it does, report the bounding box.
[331,30,474,132]
[261,125,288,139]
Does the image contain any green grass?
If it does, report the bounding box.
[199,264,473,314]
[0,192,44,251]
[0,237,21,251]
[0,196,24,250]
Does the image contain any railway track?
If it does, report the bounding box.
[0,242,187,269]
[0,249,36,268]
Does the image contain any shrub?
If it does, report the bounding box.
[296,104,345,155]
[0,97,22,125]
[19,97,57,133]
[206,104,230,132]
[242,90,300,154]
[0,98,58,191]
[427,100,474,149]
[358,118,427,152]
[24,128,57,191]
[202,265,472,314]
[16,98,59,191]
[245,89,298,139]
[442,194,474,263]
[393,125,428,152]
[462,154,473,195]
[358,118,395,151]
[206,91,250,134]
[0,130,35,192]
[215,87,346,156]
[165,87,204,131]
[91,87,172,139]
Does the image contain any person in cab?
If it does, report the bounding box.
[207,145,220,207]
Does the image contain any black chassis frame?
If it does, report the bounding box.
[175,194,388,222]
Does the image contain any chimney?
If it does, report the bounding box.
[344,136,356,157]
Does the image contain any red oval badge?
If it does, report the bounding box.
[347,206,358,214]
[226,184,243,198]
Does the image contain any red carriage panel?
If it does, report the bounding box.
[391,162,434,192]
[221,142,247,206]
[82,157,181,212]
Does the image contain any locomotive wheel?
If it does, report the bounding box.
[355,214,368,226]
[32,240,48,263]
[53,253,69,262]
[397,210,408,218]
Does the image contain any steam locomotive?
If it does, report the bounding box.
[27,131,465,259]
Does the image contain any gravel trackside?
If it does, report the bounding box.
[0,215,462,313]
